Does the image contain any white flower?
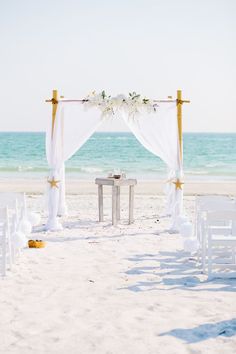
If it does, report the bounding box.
[82,91,158,120]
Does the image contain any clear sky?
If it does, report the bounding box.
[0,0,235,132]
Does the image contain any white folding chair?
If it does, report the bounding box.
[195,197,235,271]
[0,192,28,234]
[0,193,28,271]
[195,195,232,230]
[206,210,236,279]
[0,207,12,276]
[0,192,26,217]
[195,196,231,240]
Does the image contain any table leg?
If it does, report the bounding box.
[116,186,120,221]
[112,186,117,226]
[129,185,134,224]
[98,185,103,222]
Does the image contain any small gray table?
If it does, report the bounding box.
[95,177,137,226]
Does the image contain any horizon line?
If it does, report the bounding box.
[0,130,235,134]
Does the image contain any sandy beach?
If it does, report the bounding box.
[0,178,236,195]
[1,183,236,354]
[1,0,236,352]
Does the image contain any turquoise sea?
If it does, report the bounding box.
[0,132,235,180]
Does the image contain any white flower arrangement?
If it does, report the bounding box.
[83,91,158,119]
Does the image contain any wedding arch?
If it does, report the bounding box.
[45,89,190,231]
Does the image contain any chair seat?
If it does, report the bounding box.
[209,227,232,236]
[211,236,236,242]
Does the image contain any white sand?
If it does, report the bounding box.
[0,178,236,195]
[1,191,236,354]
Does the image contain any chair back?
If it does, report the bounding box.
[199,200,236,212]
[0,207,9,232]
[0,192,25,208]
[196,195,231,203]
[0,207,9,277]
[207,210,236,236]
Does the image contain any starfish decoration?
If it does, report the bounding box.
[47,177,60,189]
[173,179,184,190]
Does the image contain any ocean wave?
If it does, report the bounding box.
[80,166,104,173]
[0,166,48,172]
[18,165,34,171]
[185,170,210,175]
[206,162,228,168]
[185,169,236,176]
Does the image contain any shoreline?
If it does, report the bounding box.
[0,178,235,195]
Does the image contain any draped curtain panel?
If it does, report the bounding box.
[46,102,103,230]
[122,103,183,230]
[122,103,179,170]
[45,101,183,231]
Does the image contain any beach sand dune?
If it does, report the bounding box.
[1,194,236,354]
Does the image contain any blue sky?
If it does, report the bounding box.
[0,0,235,132]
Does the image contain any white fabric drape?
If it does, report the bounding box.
[45,102,103,230]
[122,103,183,230]
[45,100,183,231]
[122,103,178,170]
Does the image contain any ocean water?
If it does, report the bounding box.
[0,132,235,180]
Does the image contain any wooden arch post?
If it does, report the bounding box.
[51,89,58,139]
[177,90,183,160]
[45,89,67,221]
[176,89,190,162]
[46,89,59,139]
[171,89,190,190]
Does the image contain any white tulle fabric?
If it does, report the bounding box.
[46,102,103,230]
[122,103,178,169]
[122,103,183,230]
[45,101,183,231]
